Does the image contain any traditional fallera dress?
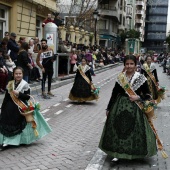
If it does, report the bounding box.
[141,63,165,103]
[69,64,99,102]
[99,71,159,159]
[0,79,51,146]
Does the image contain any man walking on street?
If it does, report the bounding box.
[36,38,54,99]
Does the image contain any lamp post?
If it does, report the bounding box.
[93,9,99,46]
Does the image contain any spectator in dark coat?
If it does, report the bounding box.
[0,48,8,93]
[17,42,32,82]
[7,32,19,63]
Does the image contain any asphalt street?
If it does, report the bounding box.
[0,64,169,170]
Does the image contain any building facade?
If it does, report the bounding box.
[0,0,57,41]
[143,0,168,52]
[98,0,121,48]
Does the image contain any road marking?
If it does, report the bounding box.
[85,149,106,170]
[63,98,69,101]
[55,110,63,115]
[41,109,50,114]
[54,103,61,107]
[45,118,50,122]
[66,104,73,108]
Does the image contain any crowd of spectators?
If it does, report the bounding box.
[58,40,125,75]
[0,31,42,94]
[0,29,124,94]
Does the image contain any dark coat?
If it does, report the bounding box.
[7,39,19,61]
[17,51,30,76]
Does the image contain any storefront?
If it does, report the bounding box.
[0,0,56,41]
[99,34,117,48]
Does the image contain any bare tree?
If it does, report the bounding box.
[57,0,98,31]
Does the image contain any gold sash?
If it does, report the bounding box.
[143,64,158,90]
[78,66,95,90]
[118,73,168,158]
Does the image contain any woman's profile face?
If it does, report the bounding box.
[125,59,136,73]
[14,69,23,82]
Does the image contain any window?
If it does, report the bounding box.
[0,9,5,18]
[120,14,122,25]
[123,17,125,26]
[99,19,107,30]
[0,5,8,40]
[36,17,43,40]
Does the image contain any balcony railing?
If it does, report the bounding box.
[136,1,144,6]
[98,5,119,20]
[135,19,143,24]
[136,10,143,15]
[98,5,117,11]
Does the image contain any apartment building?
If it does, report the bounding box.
[0,0,57,41]
[144,0,169,52]
[98,0,122,48]
[134,0,147,42]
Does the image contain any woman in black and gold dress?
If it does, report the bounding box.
[69,58,98,102]
[99,55,158,161]
[141,56,160,103]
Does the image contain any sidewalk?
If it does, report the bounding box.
[0,63,121,105]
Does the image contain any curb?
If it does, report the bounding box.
[85,149,107,170]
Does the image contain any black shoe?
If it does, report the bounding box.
[42,93,51,99]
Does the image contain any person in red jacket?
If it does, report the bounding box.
[42,14,54,27]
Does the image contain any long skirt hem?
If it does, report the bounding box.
[99,149,156,160]
[69,92,99,102]
[0,109,52,146]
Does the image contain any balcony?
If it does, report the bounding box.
[126,5,132,19]
[136,10,144,15]
[118,25,125,31]
[136,27,143,34]
[135,19,143,24]
[136,1,144,6]
[98,5,119,21]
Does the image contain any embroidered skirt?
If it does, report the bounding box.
[99,95,157,159]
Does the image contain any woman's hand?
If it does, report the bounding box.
[129,95,140,102]
[0,68,5,73]
[13,90,19,96]
[41,68,45,73]
[106,110,109,116]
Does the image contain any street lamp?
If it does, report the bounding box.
[93,9,99,46]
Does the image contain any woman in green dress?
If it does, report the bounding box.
[0,67,51,150]
[99,55,157,161]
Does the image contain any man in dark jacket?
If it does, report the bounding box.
[7,32,19,63]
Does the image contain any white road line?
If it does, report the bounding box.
[55,110,63,115]
[41,109,50,114]
[45,118,50,122]
[66,104,73,108]
[63,98,69,101]
[54,103,61,107]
